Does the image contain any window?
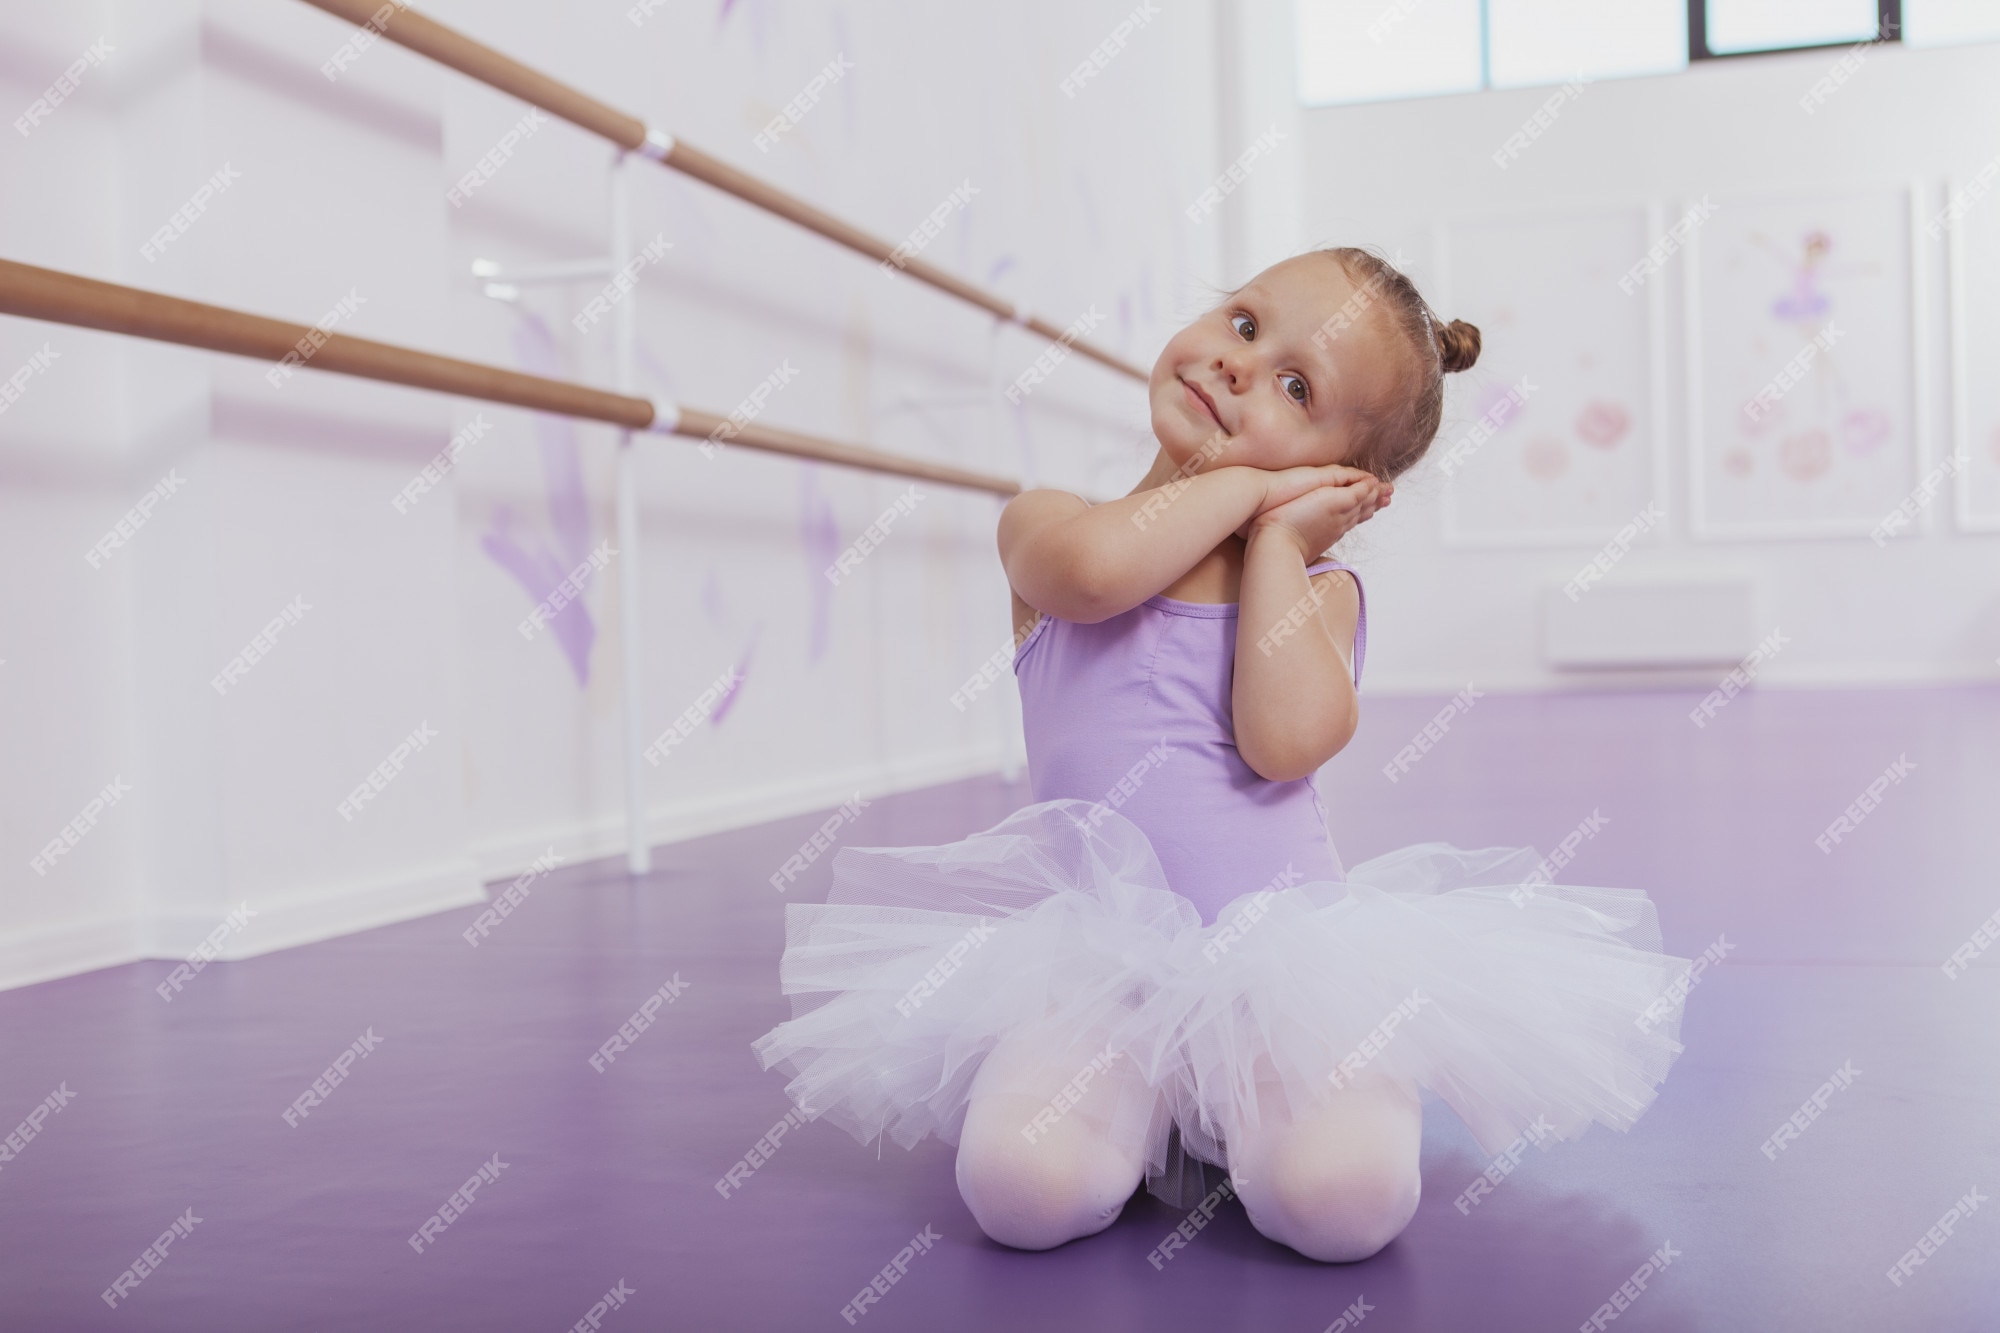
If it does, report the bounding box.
[1294,0,1484,107]
[1488,0,1688,90]
[1695,0,1884,56]
[1903,0,2000,48]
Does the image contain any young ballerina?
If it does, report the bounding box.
[753,246,1689,1263]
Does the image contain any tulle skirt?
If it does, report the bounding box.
[750,798,1689,1206]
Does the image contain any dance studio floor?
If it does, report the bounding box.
[3,685,1996,1331]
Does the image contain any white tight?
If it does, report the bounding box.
[955,1027,1422,1262]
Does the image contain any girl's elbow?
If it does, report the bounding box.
[1242,715,1357,782]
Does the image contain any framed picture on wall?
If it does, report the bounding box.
[1946,170,2000,532]
[1686,184,1927,540]
[1434,205,1665,547]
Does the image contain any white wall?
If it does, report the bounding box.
[1274,33,2000,693]
[0,0,1224,988]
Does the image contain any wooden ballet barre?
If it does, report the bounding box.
[297,0,1149,385]
[0,257,1020,498]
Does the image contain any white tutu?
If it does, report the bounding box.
[751,798,1689,1206]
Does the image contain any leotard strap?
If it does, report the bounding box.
[1304,558,1367,687]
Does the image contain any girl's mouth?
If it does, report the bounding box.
[1181,377,1225,431]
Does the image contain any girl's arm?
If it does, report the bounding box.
[1231,479,1386,782]
[997,463,1366,624]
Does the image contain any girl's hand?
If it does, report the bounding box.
[1236,472,1391,552]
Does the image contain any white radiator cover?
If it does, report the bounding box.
[1541,578,1756,669]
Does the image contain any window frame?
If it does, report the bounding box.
[1686,0,1903,61]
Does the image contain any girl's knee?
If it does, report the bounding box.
[1240,1153,1421,1264]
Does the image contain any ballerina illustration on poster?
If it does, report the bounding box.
[1691,188,1917,538]
[1437,207,1659,546]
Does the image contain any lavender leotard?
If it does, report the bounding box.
[1012,559,1367,926]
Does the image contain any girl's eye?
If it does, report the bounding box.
[1231,313,1255,340]
[1281,373,1308,405]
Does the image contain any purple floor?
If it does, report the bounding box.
[3,686,1998,1331]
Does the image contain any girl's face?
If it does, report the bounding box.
[1148,254,1403,475]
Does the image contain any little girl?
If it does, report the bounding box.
[753,247,1688,1263]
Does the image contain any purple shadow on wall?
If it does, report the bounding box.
[799,466,840,664]
[481,310,600,686]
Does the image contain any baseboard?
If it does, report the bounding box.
[144,856,489,962]
[0,915,142,994]
[469,743,1025,883]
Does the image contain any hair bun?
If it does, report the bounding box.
[1435,318,1481,374]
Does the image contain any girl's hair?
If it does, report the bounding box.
[1316,246,1481,481]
